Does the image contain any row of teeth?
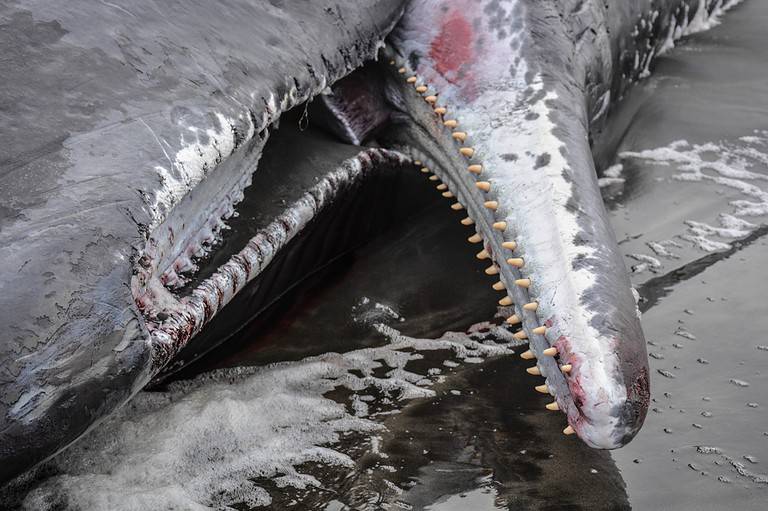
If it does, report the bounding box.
[389,58,575,437]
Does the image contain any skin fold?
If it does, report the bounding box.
[0,0,733,484]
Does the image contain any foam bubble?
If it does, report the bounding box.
[19,323,513,510]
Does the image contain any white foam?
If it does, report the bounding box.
[620,133,768,251]
[21,323,513,510]
[598,163,626,187]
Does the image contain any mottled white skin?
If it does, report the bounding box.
[387,0,733,448]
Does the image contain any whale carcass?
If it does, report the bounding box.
[0,0,739,483]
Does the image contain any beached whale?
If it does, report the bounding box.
[0,0,736,484]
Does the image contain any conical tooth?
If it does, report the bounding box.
[415,85,428,93]
[414,160,423,166]
[485,265,499,275]
[492,281,506,291]
[513,330,528,340]
[506,314,521,325]
[389,60,396,65]
[429,175,439,181]
[444,119,458,128]
[398,67,407,74]
[436,183,447,191]
[460,217,475,226]
[460,147,475,157]
[498,296,513,306]
[535,385,549,394]
[434,107,447,115]
[468,164,482,174]
[425,95,438,103]
[563,425,575,435]
[468,233,482,243]
[451,203,464,210]
[546,401,560,411]
[560,364,572,373]
[420,167,430,173]
[442,191,454,198]
[476,249,490,260]
[452,132,467,141]
[542,346,558,356]
[493,221,507,231]
[502,241,517,250]
[515,278,531,288]
[520,350,535,360]
[507,257,524,267]
[523,302,538,311]
[533,326,547,336]
[476,181,491,192]
[407,76,417,83]
[526,366,541,375]
[484,201,498,210]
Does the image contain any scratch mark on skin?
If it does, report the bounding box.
[138,118,174,171]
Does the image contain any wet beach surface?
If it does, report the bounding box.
[5,1,768,509]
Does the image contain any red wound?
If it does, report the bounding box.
[429,10,473,79]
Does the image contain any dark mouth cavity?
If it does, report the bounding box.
[150,68,447,382]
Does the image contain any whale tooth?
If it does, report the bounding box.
[414,160,422,166]
[484,201,498,210]
[468,164,482,174]
[492,281,506,291]
[389,60,396,65]
[436,183,447,190]
[415,85,428,93]
[485,265,499,275]
[429,175,439,181]
[434,107,447,115]
[443,119,458,128]
[520,350,535,360]
[507,257,524,267]
[542,346,557,356]
[476,181,491,192]
[425,95,438,103]
[452,132,467,141]
[451,203,464,210]
[468,233,482,243]
[493,221,507,231]
[476,249,490,260]
[546,401,560,411]
[563,425,575,435]
[515,278,531,288]
[561,364,572,373]
[459,147,475,157]
[498,296,513,306]
[513,330,528,340]
[398,67,407,74]
[523,302,538,311]
[502,241,517,250]
[506,314,521,325]
[460,217,474,226]
[535,385,549,394]
[406,76,417,83]
[442,191,454,198]
[533,326,548,336]
[526,366,541,375]
[420,167,430,173]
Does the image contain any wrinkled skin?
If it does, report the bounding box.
[0,0,728,484]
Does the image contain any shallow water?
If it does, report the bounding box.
[7,1,768,509]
